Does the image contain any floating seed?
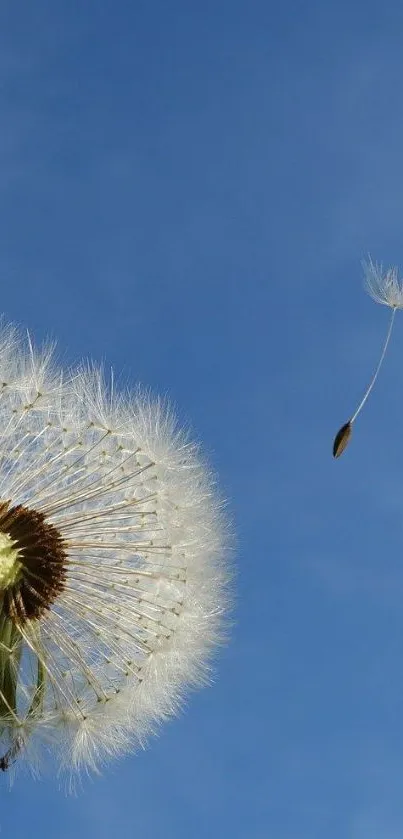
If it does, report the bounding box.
[333,421,352,458]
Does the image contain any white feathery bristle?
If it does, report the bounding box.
[363,258,403,309]
[0,324,231,783]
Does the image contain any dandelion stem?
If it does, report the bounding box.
[0,611,22,721]
[350,305,397,424]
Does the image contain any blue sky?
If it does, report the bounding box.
[2,0,403,836]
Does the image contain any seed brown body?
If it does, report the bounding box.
[333,421,352,458]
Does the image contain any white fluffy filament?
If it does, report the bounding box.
[0,322,230,782]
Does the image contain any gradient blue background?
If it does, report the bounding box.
[2,1,403,836]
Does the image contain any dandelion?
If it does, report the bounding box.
[0,321,230,781]
[333,259,403,457]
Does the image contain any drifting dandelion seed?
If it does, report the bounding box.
[0,321,230,783]
[333,259,403,458]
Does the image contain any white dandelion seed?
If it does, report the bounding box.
[333,258,403,458]
[0,321,230,782]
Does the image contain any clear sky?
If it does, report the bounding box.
[2,1,403,836]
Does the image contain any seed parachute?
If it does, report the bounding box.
[333,259,403,458]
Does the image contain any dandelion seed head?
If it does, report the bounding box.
[363,258,403,309]
[0,322,231,782]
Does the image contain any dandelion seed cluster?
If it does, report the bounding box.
[0,322,230,779]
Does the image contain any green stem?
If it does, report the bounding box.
[0,609,22,721]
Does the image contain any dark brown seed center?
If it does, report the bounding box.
[0,501,67,624]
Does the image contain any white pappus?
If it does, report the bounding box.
[0,321,231,782]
